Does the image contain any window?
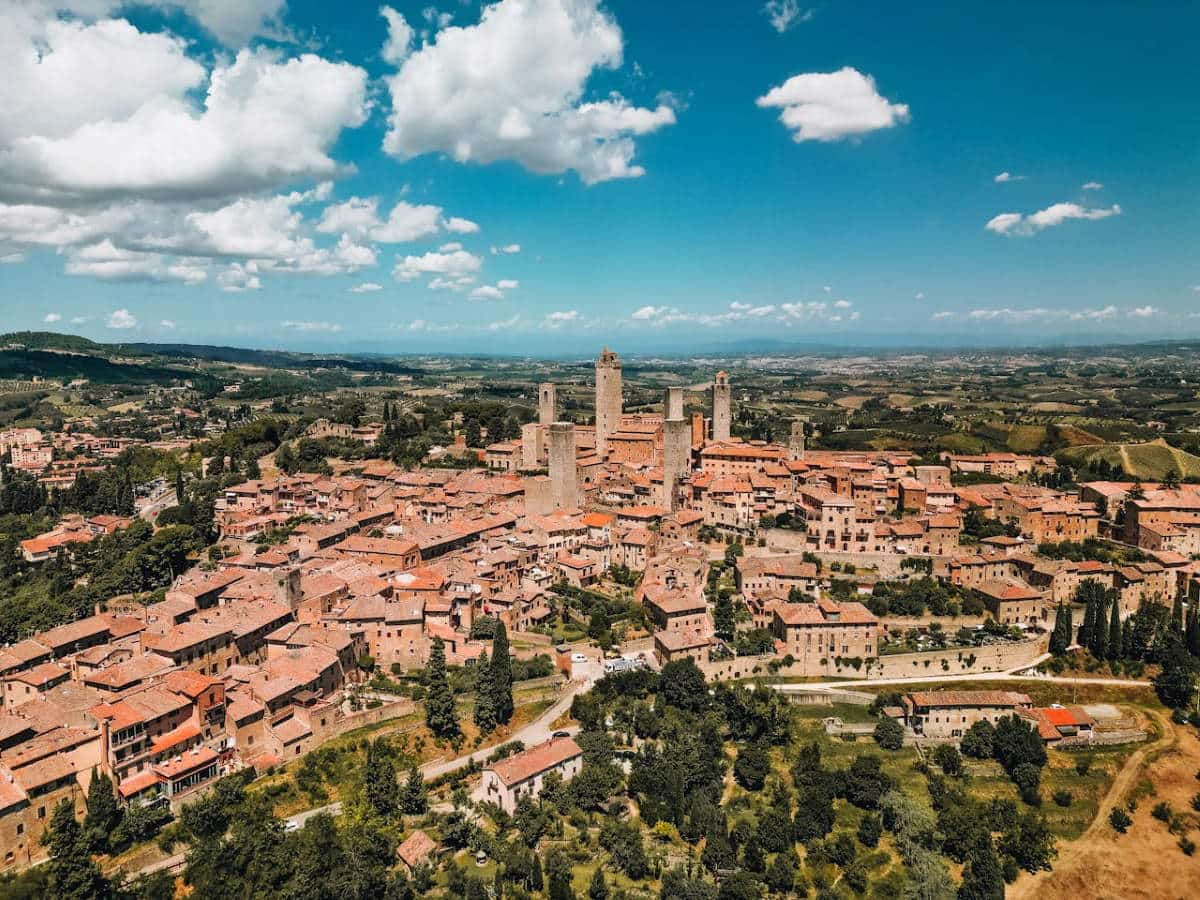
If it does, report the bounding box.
[38,806,46,819]
[16,823,24,835]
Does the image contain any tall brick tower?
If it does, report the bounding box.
[712,370,731,442]
[538,382,556,426]
[595,347,622,459]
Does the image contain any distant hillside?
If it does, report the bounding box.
[0,349,189,385]
[0,331,135,358]
[126,343,424,375]
[1061,438,1200,480]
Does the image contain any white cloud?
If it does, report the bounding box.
[914,291,925,300]
[833,299,852,309]
[381,0,676,184]
[993,171,1025,183]
[151,1,289,47]
[438,242,463,252]
[217,262,262,292]
[544,309,578,327]
[282,320,343,332]
[159,319,175,329]
[66,239,206,283]
[497,279,519,290]
[372,201,444,243]
[106,308,137,329]
[1081,181,1103,191]
[762,1,812,33]
[631,305,667,321]
[350,282,383,293]
[316,197,381,236]
[444,216,479,234]
[1,39,368,205]
[486,314,520,331]
[935,305,1130,324]
[1128,305,1159,318]
[428,275,476,292]
[43,312,62,323]
[70,315,91,325]
[757,67,909,142]
[470,285,505,301]
[380,6,414,65]
[491,244,521,255]
[0,251,25,264]
[405,318,460,332]
[986,202,1121,237]
[394,248,483,282]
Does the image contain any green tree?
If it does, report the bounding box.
[960,719,995,759]
[993,715,1046,774]
[82,768,121,853]
[44,799,113,900]
[400,766,427,815]
[659,658,709,713]
[424,637,460,738]
[765,850,797,895]
[588,867,609,900]
[363,739,401,820]
[491,620,514,725]
[1154,641,1198,709]
[873,717,904,750]
[733,742,770,791]
[1107,595,1123,662]
[473,649,498,733]
[546,849,575,900]
[714,593,735,642]
[1048,603,1073,655]
[1089,593,1108,659]
[957,835,1005,900]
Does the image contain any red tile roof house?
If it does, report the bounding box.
[479,736,582,814]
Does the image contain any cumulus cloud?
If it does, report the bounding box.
[394,248,483,283]
[486,314,520,331]
[317,197,475,244]
[217,262,262,292]
[544,309,578,327]
[630,300,841,328]
[381,0,676,184]
[470,285,505,301]
[444,216,480,234]
[43,312,62,323]
[762,0,812,33]
[994,171,1025,183]
[380,6,414,64]
[932,305,1137,324]
[350,282,383,293]
[282,320,343,332]
[1128,305,1159,318]
[66,239,207,283]
[757,67,909,142]
[106,308,137,329]
[1,39,368,204]
[986,202,1121,237]
[491,244,521,255]
[1081,181,1103,191]
[159,319,176,329]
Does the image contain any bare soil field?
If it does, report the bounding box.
[1011,714,1200,900]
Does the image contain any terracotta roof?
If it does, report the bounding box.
[396,829,438,868]
[486,736,582,787]
[907,690,1031,709]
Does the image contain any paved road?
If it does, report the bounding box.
[137,489,177,521]
[131,679,587,877]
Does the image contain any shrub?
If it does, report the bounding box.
[1180,836,1196,856]
[1151,801,1173,823]
[1109,808,1132,833]
[873,718,904,751]
[1074,757,1091,777]
[1052,791,1073,808]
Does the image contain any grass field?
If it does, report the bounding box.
[1060,439,1200,480]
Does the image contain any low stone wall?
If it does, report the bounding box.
[761,530,953,578]
[699,635,1047,683]
[312,698,415,744]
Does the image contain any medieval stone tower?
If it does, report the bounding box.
[595,347,623,458]
[712,370,731,442]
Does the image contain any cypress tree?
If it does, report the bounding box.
[424,637,460,738]
[957,835,1005,900]
[1077,594,1096,650]
[174,468,186,503]
[491,620,513,725]
[1107,598,1123,662]
[473,649,497,733]
[363,738,400,819]
[44,799,113,900]
[530,854,544,891]
[1049,604,1072,655]
[1172,593,1185,633]
[1089,595,1108,659]
[400,765,427,815]
[82,768,120,853]
[588,867,608,900]
[1187,603,1200,657]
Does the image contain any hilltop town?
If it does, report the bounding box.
[1,342,1198,898]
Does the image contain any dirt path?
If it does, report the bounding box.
[1010,709,1194,900]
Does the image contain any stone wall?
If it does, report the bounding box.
[697,634,1047,683]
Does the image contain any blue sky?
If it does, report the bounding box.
[1,0,1197,353]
